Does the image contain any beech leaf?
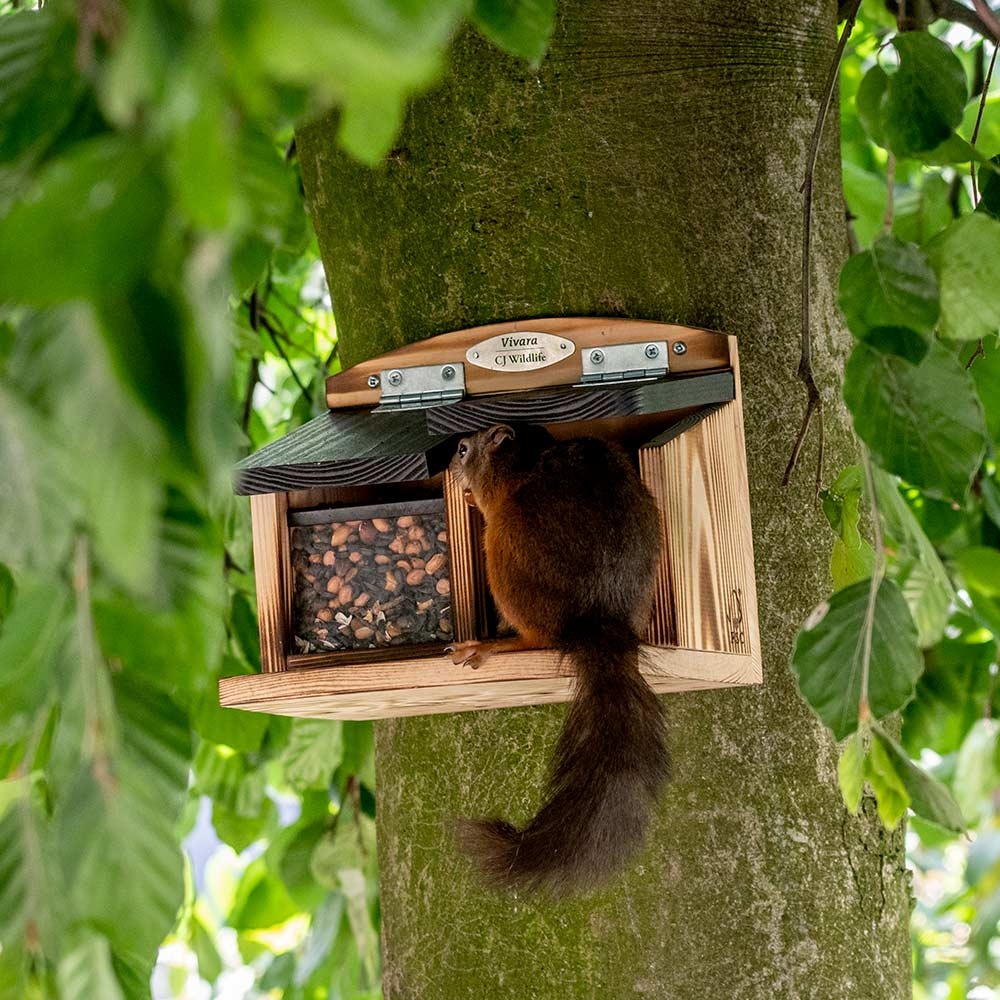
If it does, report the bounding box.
[791,577,922,741]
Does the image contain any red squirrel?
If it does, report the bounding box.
[447,423,668,895]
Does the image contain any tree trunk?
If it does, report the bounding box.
[296,2,912,996]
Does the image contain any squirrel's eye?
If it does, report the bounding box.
[458,443,468,459]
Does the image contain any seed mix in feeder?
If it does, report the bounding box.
[290,503,452,654]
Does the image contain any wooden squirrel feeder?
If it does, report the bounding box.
[220,318,761,720]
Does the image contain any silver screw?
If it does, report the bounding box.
[644,344,660,359]
[590,349,605,365]
[367,374,380,388]
[387,369,403,387]
[441,365,456,381]
[559,342,568,350]
[472,351,480,359]
[672,341,687,356]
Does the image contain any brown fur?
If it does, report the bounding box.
[449,423,667,895]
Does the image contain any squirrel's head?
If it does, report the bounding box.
[450,424,515,503]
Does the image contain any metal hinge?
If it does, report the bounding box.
[375,362,466,411]
[579,341,669,384]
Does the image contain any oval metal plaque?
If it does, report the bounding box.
[465,332,576,373]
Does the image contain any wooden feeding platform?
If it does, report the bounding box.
[220,317,761,721]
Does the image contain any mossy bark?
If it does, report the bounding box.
[296,2,912,996]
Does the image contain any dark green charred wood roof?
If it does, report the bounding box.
[234,408,451,495]
[234,370,735,495]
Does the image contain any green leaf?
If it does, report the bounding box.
[472,0,556,65]
[227,857,299,931]
[884,34,967,158]
[954,719,1000,826]
[247,0,466,163]
[280,719,344,792]
[856,65,888,147]
[969,333,1000,442]
[0,383,78,571]
[791,577,922,740]
[0,581,70,716]
[956,547,1000,598]
[904,623,998,756]
[337,91,407,166]
[893,173,963,246]
[0,138,168,305]
[843,341,988,503]
[874,727,964,833]
[192,656,269,753]
[983,473,1000,531]
[872,469,954,648]
[311,801,375,890]
[33,306,165,592]
[0,9,85,165]
[978,154,1000,218]
[56,930,125,1000]
[230,592,261,672]
[57,676,191,960]
[837,236,938,363]
[838,732,865,814]
[0,800,60,957]
[211,798,276,854]
[919,133,981,165]
[295,892,343,989]
[843,161,887,248]
[857,326,931,365]
[863,730,909,829]
[926,214,1000,343]
[820,466,874,590]
[188,915,223,985]
[274,817,328,911]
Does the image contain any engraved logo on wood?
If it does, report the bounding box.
[466,333,576,373]
[727,588,746,650]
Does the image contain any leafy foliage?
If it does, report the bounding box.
[793,5,1000,994]
[0,1,552,997]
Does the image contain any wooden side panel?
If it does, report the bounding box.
[639,387,759,657]
[443,469,480,643]
[219,645,760,721]
[250,493,292,673]
[639,446,677,647]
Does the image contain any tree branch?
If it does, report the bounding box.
[932,0,999,39]
[971,0,1000,41]
[971,40,998,204]
[784,0,863,492]
[247,288,314,405]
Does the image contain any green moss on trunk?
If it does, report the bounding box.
[297,2,911,996]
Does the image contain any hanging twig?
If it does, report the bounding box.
[965,42,998,371]
[971,41,999,204]
[784,0,863,492]
[966,339,987,368]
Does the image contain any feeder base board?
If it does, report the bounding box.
[218,645,761,721]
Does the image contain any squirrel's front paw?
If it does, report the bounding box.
[444,640,484,669]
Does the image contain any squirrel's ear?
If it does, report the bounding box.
[487,424,514,450]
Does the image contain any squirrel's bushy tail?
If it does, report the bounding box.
[456,618,668,896]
